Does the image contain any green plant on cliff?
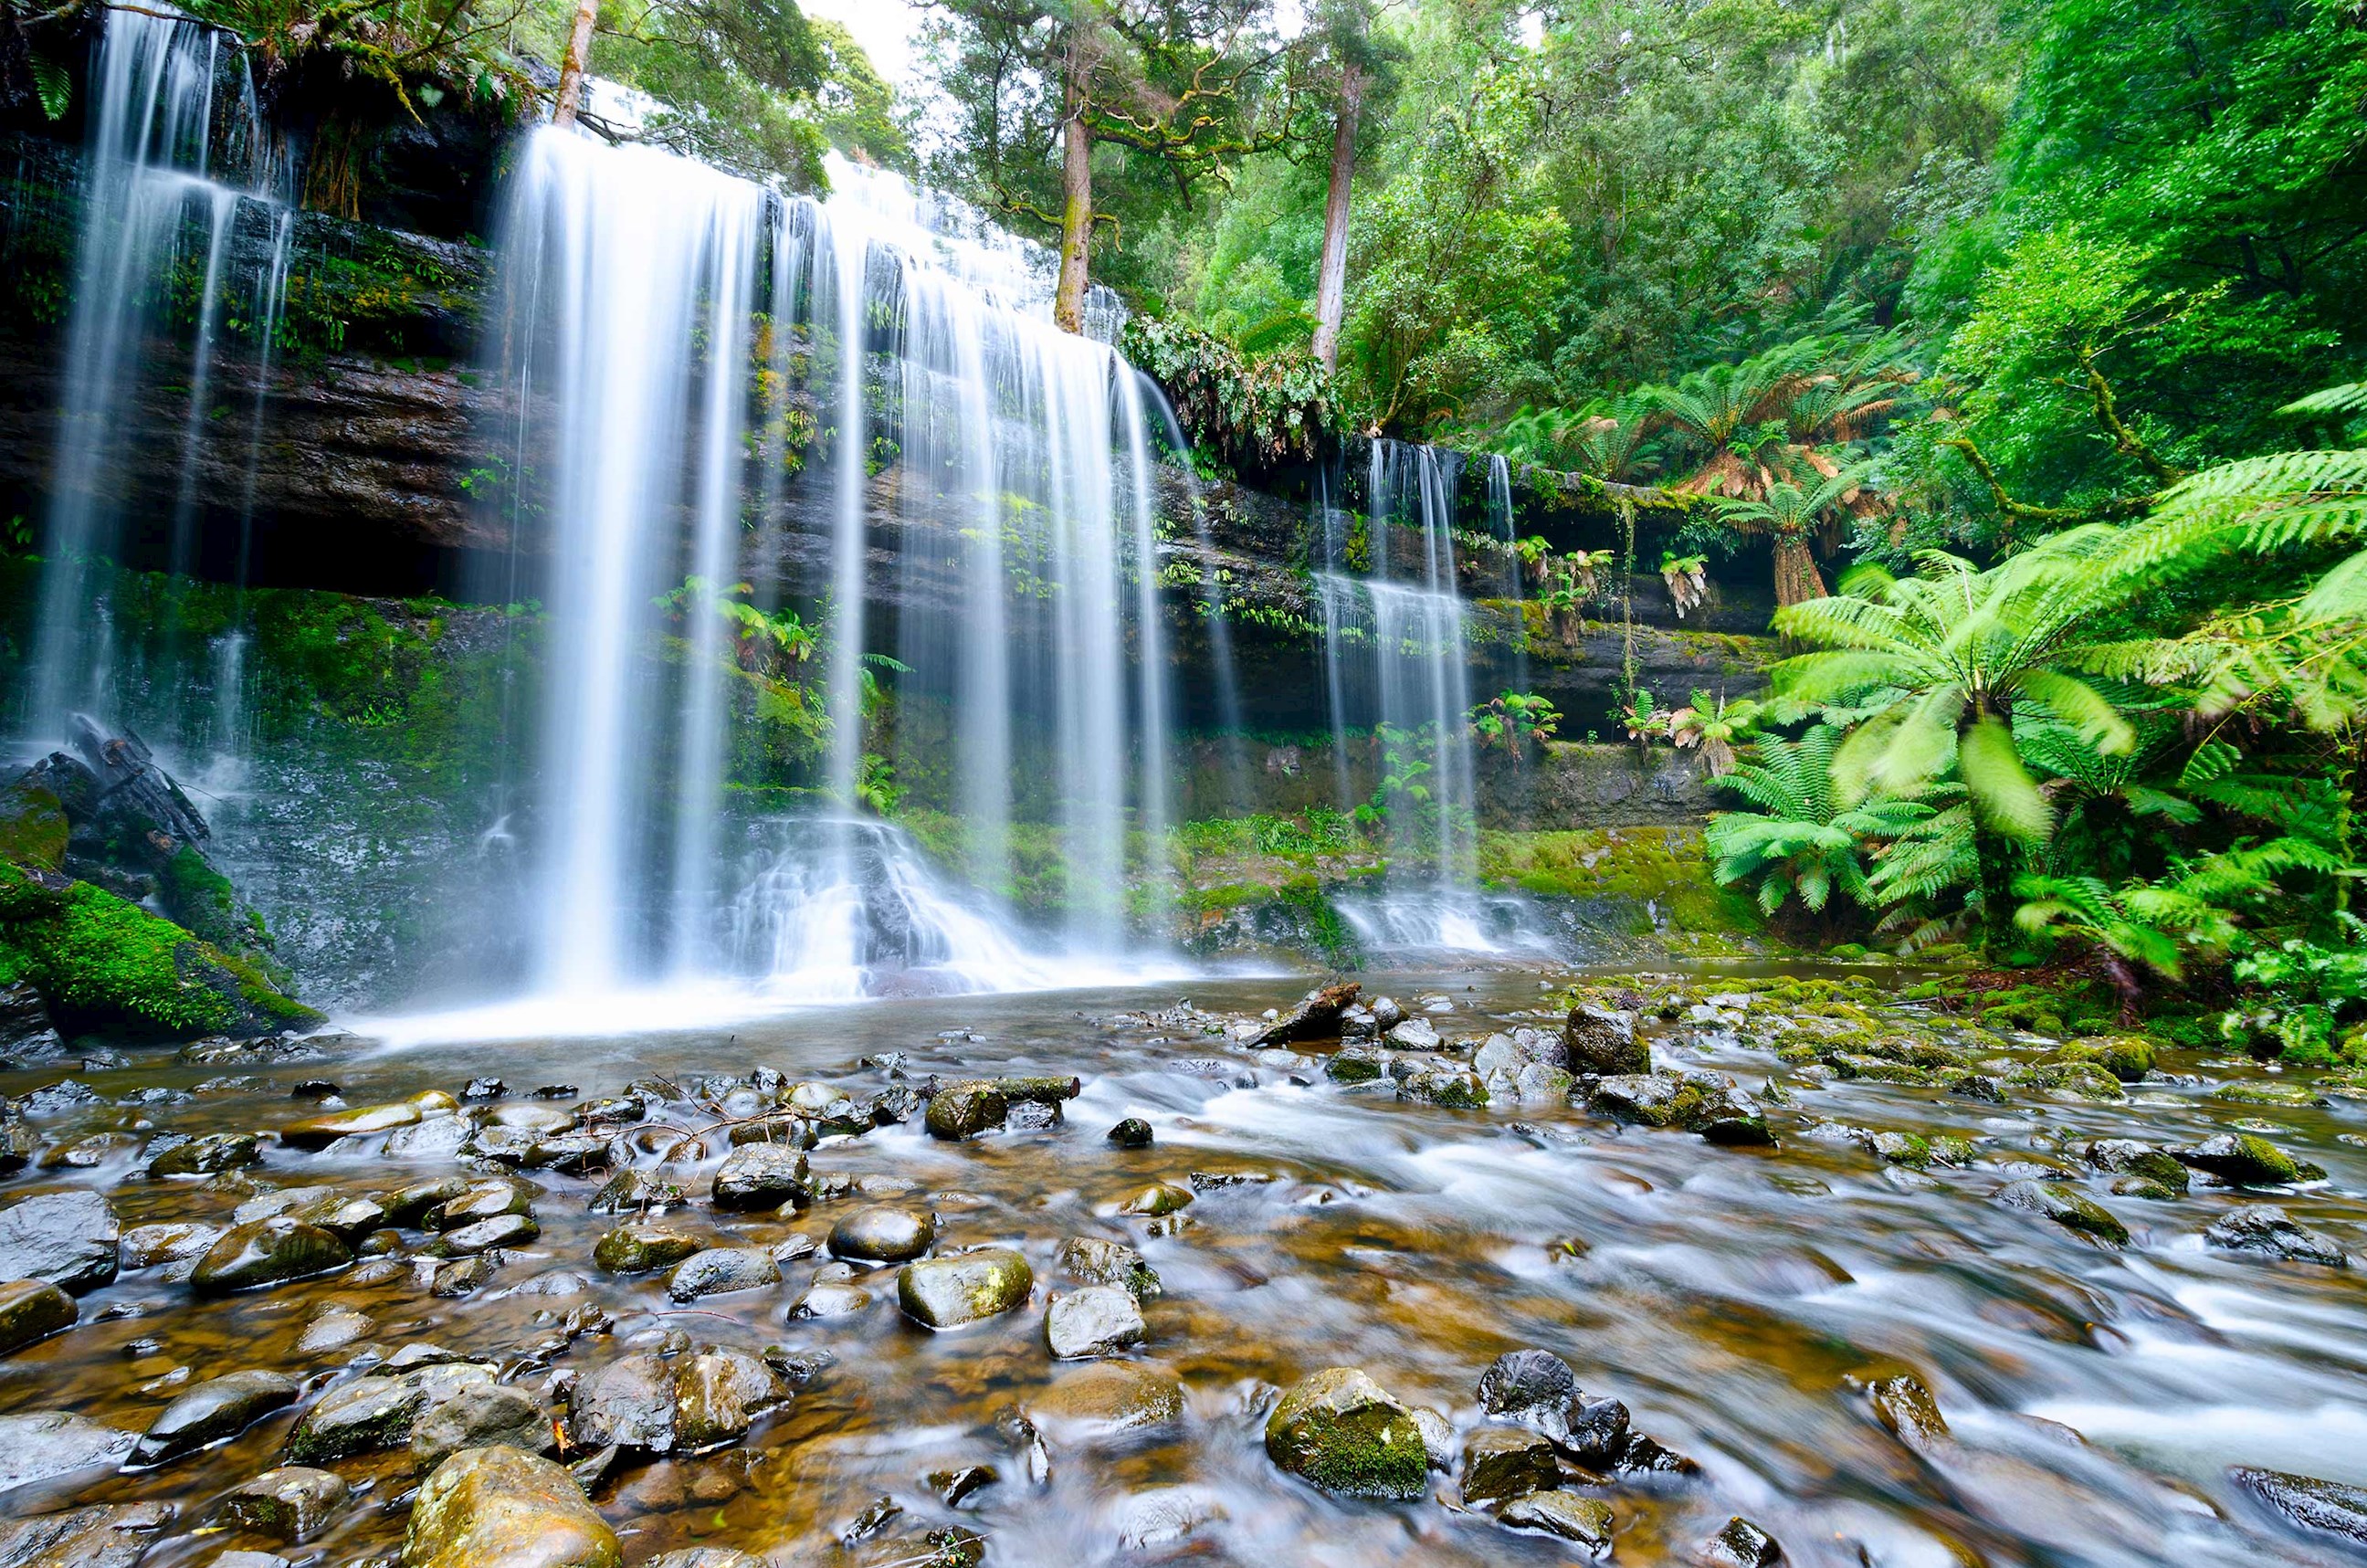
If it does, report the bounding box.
[1120,315,1342,471]
[1467,691,1560,760]
[1707,726,1935,920]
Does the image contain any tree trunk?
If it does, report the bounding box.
[1974,826,2019,956]
[552,0,599,128]
[1052,37,1094,336]
[1773,532,1826,606]
[1310,63,1364,372]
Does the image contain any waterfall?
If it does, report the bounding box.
[25,7,284,740]
[480,129,1179,1008]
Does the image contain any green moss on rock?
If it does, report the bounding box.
[0,782,68,871]
[1265,1366,1428,1499]
[0,864,318,1039]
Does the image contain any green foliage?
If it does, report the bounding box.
[1120,315,1342,468]
[1466,691,1560,759]
[1706,726,1933,918]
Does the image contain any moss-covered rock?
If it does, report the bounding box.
[0,781,68,871]
[402,1444,619,1568]
[0,864,318,1040]
[1265,1367,1427,1500]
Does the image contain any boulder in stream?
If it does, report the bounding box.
[899,1249,1033,1330]
[1698,1515,1786,1568]
[0,1277,75,1355]
[217,1467,350,1542]
[401,1445,620,1568]
[1264,1367,1427,1500]
[1994,1180,2129,1246]
[1247,981,1361,1046]
[2233,1467,2367,1552]
[666,1247,780,1302]
[0,1409,136,1493]
[1499,1491,1615,1551]
[711,1144,811,1211]
[1461,1426,1561,1505]
[925,1077,1081,1140]
[132,1369,300,1466]
[0,1190,119,1293]
[592,1222,703,1275]
[828,1206,936,1262]
[2205,1204,2349,1267]
[2175,1132,2323,1186]
[191,1217,353,1294]
[1563,1005,1646,1075]
[1044,1286,1146,1359]
[1057,1237,1161,1300]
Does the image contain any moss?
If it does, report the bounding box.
[1478,826,1763,941]
[0,863,319,1039]
[0,781,68,871]
[159,844,243,951]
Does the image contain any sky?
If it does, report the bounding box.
[802,0,926,90]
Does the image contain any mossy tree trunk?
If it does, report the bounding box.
[553,0,599,128]
[1053,34,1094,337]
[1310,63,1363,372]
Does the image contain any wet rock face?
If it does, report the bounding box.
[568,1353,678,1452]
[0,1189,119,1293]
[1499,1490,1615,1549]
[899,1250,1035,1331]
[1461,1426,1562,1505]
[1056,1237,1161,1300]
[924,1077,1081,1140]
[2205,1205,2350,1267]
[565,1348,787,1454]
[191,1217,353,1295]
[0,1277,75,1354]
[401,1444,621,1568]
[287,1362,497,1464]
[409,1383,548,1471]
[0,1500,174,1568]
[1994,1180,2129,1246]
[1563,1005,1646,1076]
[2234,1467,2367,1550]
[2175,1132,2323,1186]
[710,1144,811,1211]
[665,1247,780,1303]
[593,1222,703,1275]
[1478,1349,1582,1439]
[132,1369,300,1466]
[218,1467,351,1542]
[828,1206,936,1263]
[1247,982,1362,1047]
[1699,1515,1787,1568]
[1044,1286,1146,1359]
[0,1409,137,1492]
[1264,1367,1428,1500]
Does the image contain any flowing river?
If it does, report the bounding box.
[2,961,2362,1568]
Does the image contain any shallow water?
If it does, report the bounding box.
[3,962,2364,1568]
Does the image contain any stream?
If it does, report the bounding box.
[2,962,2363,1568]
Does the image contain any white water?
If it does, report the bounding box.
[25,8,286,740]
[483,130,1180,1010]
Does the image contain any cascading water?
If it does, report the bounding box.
[25,7,287,739]
[471,128,1183,1021]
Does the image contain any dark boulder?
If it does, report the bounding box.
[0,1190,118,1294]
[191,1218,352,1295]
[1562,1005,1646,1076]
[1247,982,1362,1046]
[0,1278,75,1355]
[132,1369,300,1466]
[2204,1205,2349,1267]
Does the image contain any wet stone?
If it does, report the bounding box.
[1107,1118,1153,1148]
[931,1464,998,1507]
[1462,1426,1562,1505]
[1500,1491,1615,1552]
[828,1205,935,1263]
[280,1101,421,1150]
[2176,1132,2323,1186]
[899,1249,1033,1329]
[1399,1064,1488,1108]
[0,1410,136,1492]
[132,1369,300,1467]
[593,1222,703,1275]
[1267,1367,1426,1499]
[433,1178,537,1230]
[488,1101,574,1135]
[217,1467,349,1542]
[286,1363,496,1464]
[2205,1204,2349,1267]
[191,1218,353,1295]
[644,1554,763,1568]
[1045,1286,1146,1359]
[0,1501,174,1568]
[1386,1016,1442,1051]
[674,1347,789,1451]
[568,1353,678,1452]
[0,1189,119,1293]
[587,1169,687,1214]
[2082,1140,2189,1194]
[2233,1467,2367,1551]
[1031,1361,1184,1435]
[0,1277,75,1355]
[1057,1237,1161,1300]
[1995,1180,2129,1246]
[1478,1349,1581,1438]
[146,1131,259,1178]
[666,1247,780,1303]
[789,1281,873,1318]
[711,1144,810,1212]
[401,1444,621,1568]
[386,1179,472,1228]
[440,1214,540,1256]
[427,1256,499,1297]
[295,1304,373,1353]
[1120,1183,1193,1217]
[521,1132,618,1173]
[410,1382,549,1471]
[1563,1005,1646,1075]
[1699,1515,1786,1568]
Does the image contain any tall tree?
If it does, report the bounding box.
[553,0,598,125]
[922,0,1298,333]
[1304,0,1392,370]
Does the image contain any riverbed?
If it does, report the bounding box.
[1,962,2362,1568]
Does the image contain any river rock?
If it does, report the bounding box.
[433,1178,537,1230]
[1462,1426,1561,1505]
[593,1222,702,1275]
[192,1218,353,1294]
[2057,1036,2156,1081]
[2175,1132,2322,1186]
[568,1354,677,1451]
[1499,1491,1615,1550]
[645,1554,764,1568]
[2205,1204,2350,1267]
[1265,1367,1427,1499]
[899,1249,1033,1329]
[402,1444,620,1568]
[281,1101,422,1150]
[521,1132,619,1173]
[285,1362,496,1463]
[1031,1361,1185,1435]
[1326,1045,1391,1084]
[790,1281,874,1318]
[441,1214,540,1255]
[296,1304,373,1353]
[673,1346,790,1450]
[2080,1140,2189,1194]
[1248,981,1361,1046]
[666,1247,779,1302]
[1057,1237,1160,1300]
[1563,1005,1646,1075]
[218,1467,350,1541]
[489,1102,574,1135]
[1045,1286,1145,1359]
[1398,1064,1487,1108]
[132,1369,300,1466]
[1699,1515,1786,1568]
[121,1221,222,1271]
[0,1410,136,1492]
[2233,1467,2367,1550]
[711,1145,811,1212]
[1384,1016,1441,1051]
[585,1170,686,1214]
[829,1206,935,1262]
[1562,1395,1632,1469]
[0,1278,74,1355]
[0,1190,119,1293]
[1478,1349,1579,1438]
[1995,1181,2128,1245]
[1585,1070,1721,1130]
[385,1178,471,1227]
[1120,1182,1193,1216]
[1860,1368,1949,1451]
[409,1383,549,1471]
[925,1076,1081,1140]
[1107,1118,1154,1148]
[146,1132,260,1178]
